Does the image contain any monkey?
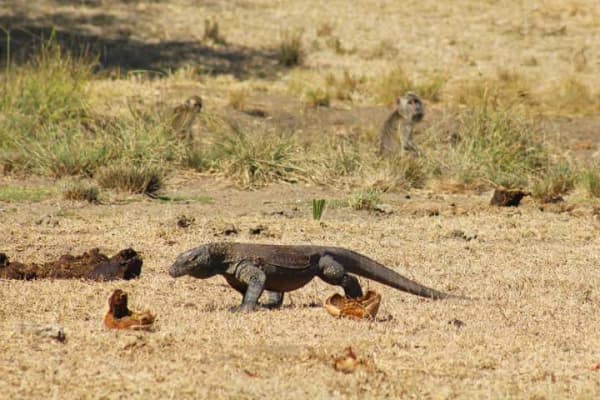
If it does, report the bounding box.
[378,93,424,156]
[170,95,203,141]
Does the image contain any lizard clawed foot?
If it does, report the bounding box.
[229,304,255,313]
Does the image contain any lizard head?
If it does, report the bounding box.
[169,245,215,278]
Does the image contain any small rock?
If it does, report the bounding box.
[244,108,268,118]
[448,131,462,145]
[446,230,477,241]
[249,225,267,235]
[374,204,394,214]
[448,319,465,329]
[426,208,440,217]
[176,215,195,228]
[333,347,361,374]
[213,224,238,236]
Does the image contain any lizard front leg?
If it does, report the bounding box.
[227,260,266,312]
[317,255,363,298]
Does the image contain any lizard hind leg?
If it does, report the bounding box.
[261,291,284,309]
[317,255,363,299]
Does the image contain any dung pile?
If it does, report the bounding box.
[0,248,142,281]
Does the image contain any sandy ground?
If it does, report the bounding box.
[1,175,599,399]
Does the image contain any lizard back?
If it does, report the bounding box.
[229,243,320,270]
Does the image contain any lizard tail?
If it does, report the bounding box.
[330,248,467,300]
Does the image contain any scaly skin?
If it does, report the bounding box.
[169,242,468,312]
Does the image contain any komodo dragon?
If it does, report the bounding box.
[169,242,468,312]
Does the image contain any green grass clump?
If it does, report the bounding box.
[2,110,179,177]
[0,39,97,174]
[327,138,361,177]
[442,107,547,188]
[0,40,185,178]
[97,164,164,195]
[577,167,600,198]
[62,181,100,203]
[0,39,93,129]
[349,189,381,211]
[312,199,326,220]
[199,127,305,188]
[104,113,183,165]
[531,164,575,202]
[14,125,109,177]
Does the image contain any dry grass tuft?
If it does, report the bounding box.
[96,164,164,195]
[228,87,249,111]
[203,18,227,45]
[453,71,533,110]
[316,22,334,37]
[325,70,365,101]
[544,77,600,116]
[373,67,446,103]
[304,88,330,107]
[62,181,100,203]
[373,67,413,104]
[325,36,356,55]
[276,31,304,67]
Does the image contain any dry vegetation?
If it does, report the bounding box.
[1,0,600,398]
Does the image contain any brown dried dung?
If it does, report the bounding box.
[0,248,142,281]
[490,187,530,207]
[324,290,381,320]
[104,289,155,331]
